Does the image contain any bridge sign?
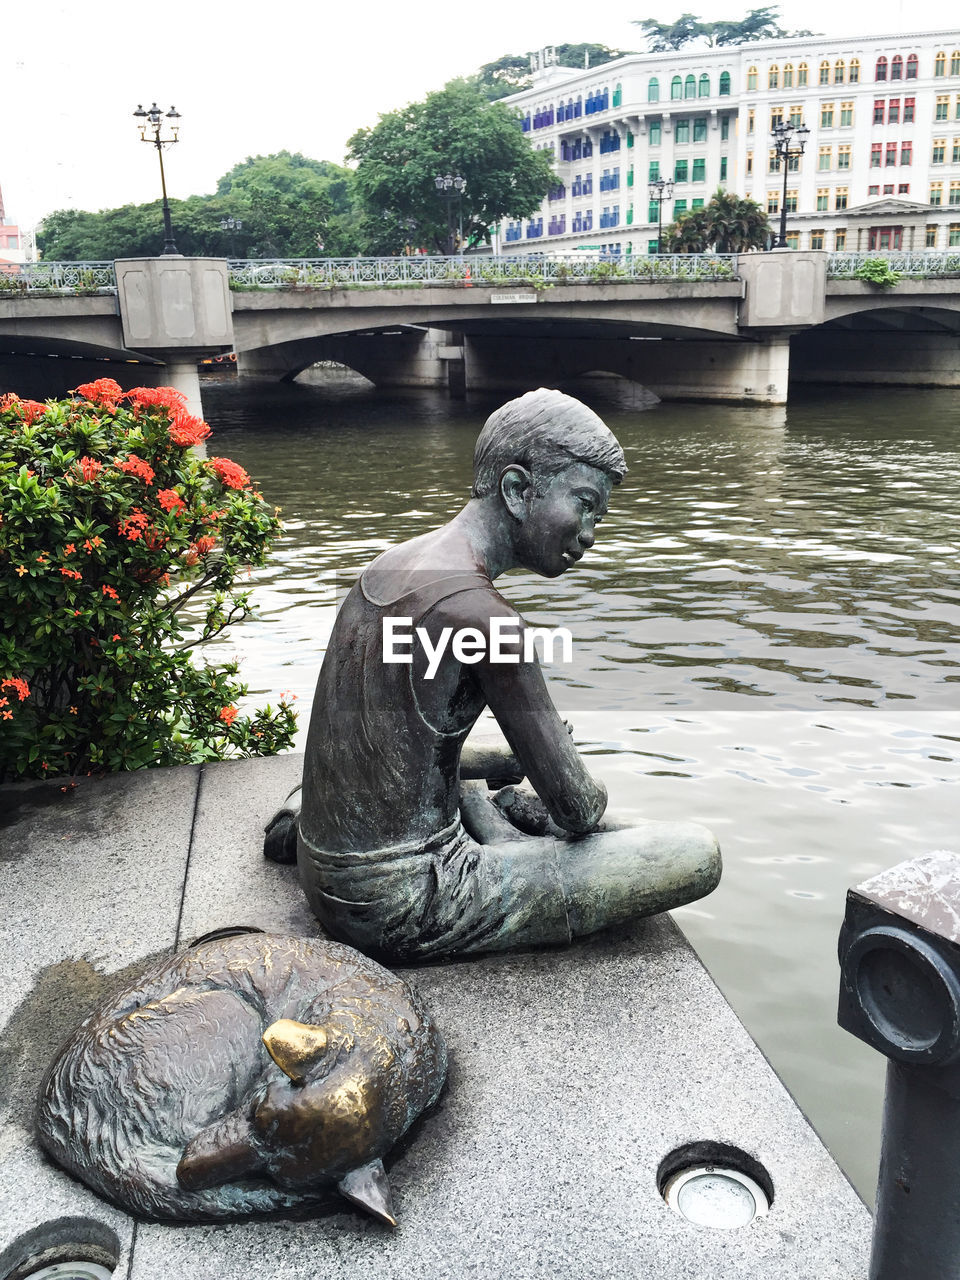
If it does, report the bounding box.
[490,291,538,304]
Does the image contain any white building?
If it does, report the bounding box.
[502,31,960,254]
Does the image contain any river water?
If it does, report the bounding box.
[196,370,960,1203]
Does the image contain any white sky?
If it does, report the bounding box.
[2,0,956,227]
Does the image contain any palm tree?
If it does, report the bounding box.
[664,188,771,254]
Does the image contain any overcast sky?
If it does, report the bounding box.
[2,0,957,228]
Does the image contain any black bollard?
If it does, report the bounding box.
[837,852,960,1280]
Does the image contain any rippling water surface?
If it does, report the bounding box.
[198,371,960,1201]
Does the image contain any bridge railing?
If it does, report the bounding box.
[0,261,118,294]
[226,253,740,289]
[827,250,960,278]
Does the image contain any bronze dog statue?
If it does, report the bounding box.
[37,932,446,1223]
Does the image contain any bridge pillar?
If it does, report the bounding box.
[115,257,234,419]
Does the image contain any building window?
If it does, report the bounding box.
[748,109,755,134]
[720,156,728,180]
[810,230,825,249]
[898,183,910,194]
[883,183,895,194]
[819,60,830,85]
[868,184,880,195]
[838,144,851,169]
[833,60,844,84]
[835,229,847,249]
[789,104,803,127]
[767,191,780,213]
[936,96,950,120]
[685,74,696,99]
[721,115,730,140]
[905,54,917,79]
[954,138,960,163]
[886,144,898,166]
[901,142,912,165]
[818,146,832,170]
[816,188,829,211]
[835,187,848,210]
[935,51,947,77]
[649,160,660,181]
[930,182,943,205]
[675,159,689,182]
[692,158,706,182]
[699,73,710,97]
[874,99,885,124]
[785,189,798,213]
[876,56,888,81]
[692,198,705,209]
[613,82,622,108]
[786,232,799,248]
[649,120,662,146]
[673,200,687,216]
[771,106,784,130]
[720,71,731,96]
[902,97,915,123]
[888,98,900,124]
[769,149,781,173]
[841,101,854,126]
[671,76,682,100]
[950,181,960,205]
[798,62,809,86]
[648,78,660,102]
[769,65,780,89]
[926,224,938,246]
[675,120,690,144]
[648,200,660,221]
[950,224,960,246]
[747,66,757,91]
[783,63,794,88]
[952,52,960,76]
[849,59,860,83]
[746,151,754,175]
[871,143,882,167]
[693,116,708,142]
[932,139,946,163]
[891,55,903,80]
[821,102,834,128]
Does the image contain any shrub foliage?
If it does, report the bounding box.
[0,380,296,780]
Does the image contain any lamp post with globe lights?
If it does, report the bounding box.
[134,102,182,256]
[434,173,466,257]
[770,120,810,249]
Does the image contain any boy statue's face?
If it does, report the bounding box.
[506,461,613,579]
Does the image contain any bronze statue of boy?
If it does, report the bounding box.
[270,388,720,962]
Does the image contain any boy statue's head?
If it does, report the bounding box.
[471,388,627,579]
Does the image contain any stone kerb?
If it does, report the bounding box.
[739,250,828,330]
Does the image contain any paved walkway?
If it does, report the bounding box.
[0,755,871,1279]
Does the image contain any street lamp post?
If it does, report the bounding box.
[770,120,810,249]
[434,173,466,257]
[219,216,243,257]
[134,102,182,256]
[648,177,675,254]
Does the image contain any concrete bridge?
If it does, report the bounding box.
[1,252,958,410]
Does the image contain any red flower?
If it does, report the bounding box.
[0,393,46,424]
[157,488,186,514]
[193,535,217,556]
[208,456,250,490]
[118,454,155,485]
[74,378,123,409]
[60,567,82,581]
[125,386,187,410]
[219,705,239,726]
[64,542,76,555]
[102,584,120,600]
[143,527,167,551]
[168,410,212,448]
[76,456,102,482]
[118,509,149,541]
[1,677,30,702]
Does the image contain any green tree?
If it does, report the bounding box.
[633,12,707,50]
[665,189,771,253]
[348,80,556,254]
[634,7,817,49]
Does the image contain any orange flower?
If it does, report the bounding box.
[192,535,217,557]
[118,454,155,485]
[208,456,250,490]
[1,710,11,721]
[60,567,82,581]
[76,456,102,482]
[75,377,123,408]
[125,385,187,410]
[118,509,149,541]
[64,542,76,555]
[15,565,27,577]
[102,584,119,600]
[111,634,121,641]
[1,392,45,424]
[219,705,239,726]
[158,488,185,514]
[69,706,78,715]
[1,677,30,702]
[168,411,212,448]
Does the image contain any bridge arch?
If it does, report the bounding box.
[792,302,960,389]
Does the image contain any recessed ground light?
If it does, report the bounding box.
[22,1266,112,1280]
[663,1163,770,1229]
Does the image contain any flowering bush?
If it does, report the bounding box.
[0,379,297,780]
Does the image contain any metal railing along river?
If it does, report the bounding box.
[826,249,960,277]
[0,261,117,294]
